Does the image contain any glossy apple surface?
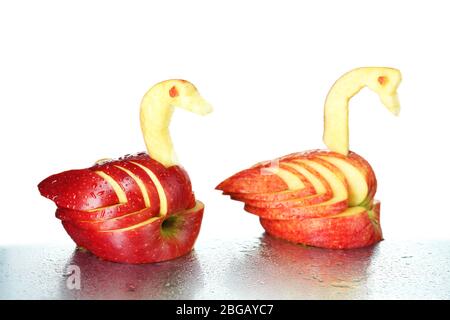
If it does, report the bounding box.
[260,202,382,249]
[63,201,204,264]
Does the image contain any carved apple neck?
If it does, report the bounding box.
[140,80,212,168]
[323,67,402,156]
[140,82,177,167]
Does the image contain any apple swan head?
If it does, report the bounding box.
[365,67,402,116]
[140,79,212,167]
[169,80,213,116]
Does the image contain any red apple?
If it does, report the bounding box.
[38,79,212,264]
[260,201,382,249]
[62,201,205,264]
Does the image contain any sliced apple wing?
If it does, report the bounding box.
[217,160,317,205]
[128,156,195,216]
[56,206,156,232]
[346,151,377,206]
[217,166,299,194]
[311,150,377,207]
[93,162,146,210]
[111,160,160,214]
[244,157,348,220]
[56,158,163,222]
[239,160,332,208]
[62,201,204,264]
[38,169,119,211]
[260,201,382,249]
[226,162,316,201]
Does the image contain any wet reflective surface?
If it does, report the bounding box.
[1,235,449,299]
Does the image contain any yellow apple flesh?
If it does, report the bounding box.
[323,67,402,155]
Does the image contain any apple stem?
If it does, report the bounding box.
[323,67,402,155]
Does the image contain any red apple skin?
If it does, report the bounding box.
[111,160,160,212]
[235,159,333,207]
[284,150,377,206]
[62,202,204,264]
[56,203,149,222]
[260,202,382,249]
[311,150,377,204]
[94,161,146,207]
[56,206,156,231]
[244,199,348,220]
[55,159,163,222]
[227,187,314,202]
[216,167,289,194]
[241,191,332,209]
[224,162,317,202]
[125,153,196,214]
[38,153,195,220]
[38,169,119,211]
[243,154,349,219]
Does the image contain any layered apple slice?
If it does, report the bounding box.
[38,169,120,211]
[63,201,204,264]
[243,156,349,219]
[218,164,316,201]
[41,153,196,224]
[57,206,155,232]
[234,161,333,208]
[260,201,382,249]
[217,150,377,220]
[307,151,376,207]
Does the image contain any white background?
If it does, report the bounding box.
[1,0,449,245]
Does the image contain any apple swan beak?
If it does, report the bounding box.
[178,93,213,116]
[380,92,400,116]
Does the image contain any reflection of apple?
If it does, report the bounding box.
[63,201,204,264]
[221,233,377,299]
[217,67,401,249]
[60,246,204,299]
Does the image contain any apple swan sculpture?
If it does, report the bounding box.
[39,80,212,264]
[217,67,402,249]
